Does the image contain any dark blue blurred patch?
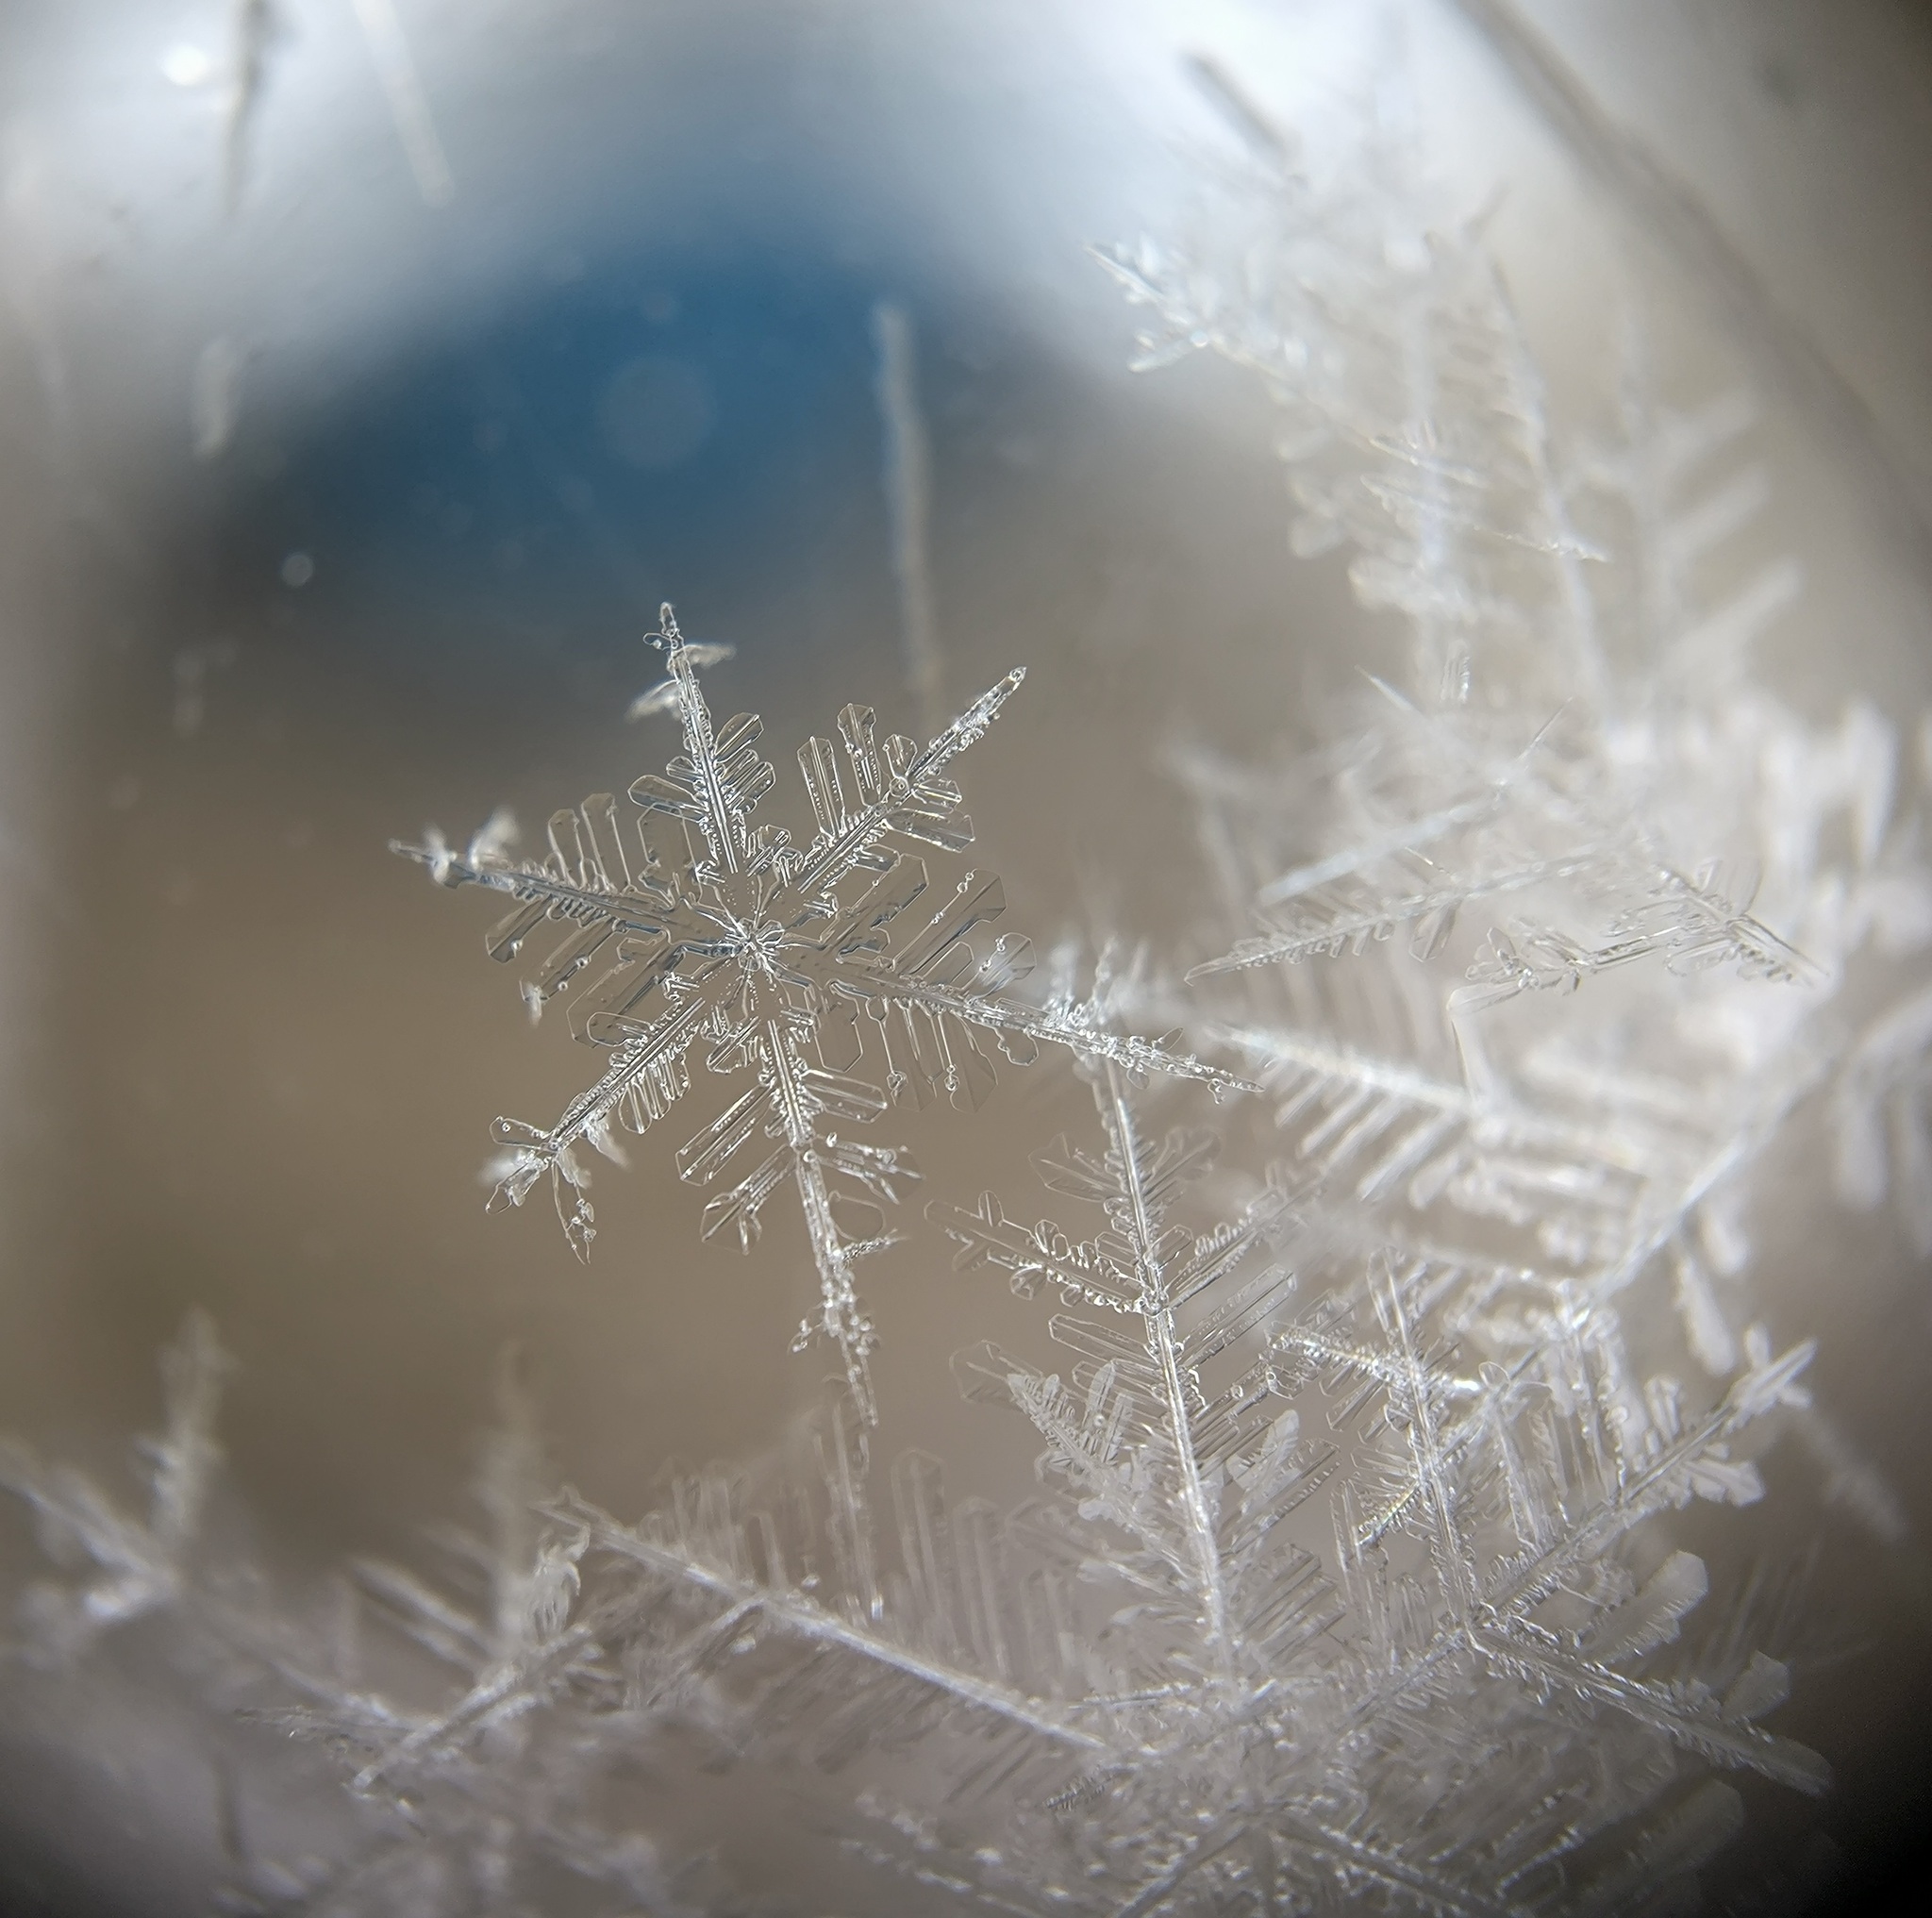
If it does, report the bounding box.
[225,250,900,668]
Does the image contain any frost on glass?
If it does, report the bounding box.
[6,30,1932,1918]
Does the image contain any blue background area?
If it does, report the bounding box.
[222,249,908,675]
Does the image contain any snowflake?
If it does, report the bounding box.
[916,1062,1824,1913]
[394,606,1241,1415]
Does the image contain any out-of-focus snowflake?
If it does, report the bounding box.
[0,1279,1836,1917]
[1108,55,1932,1383]
[0,1309,231,1666]
[0,1323,735,1917]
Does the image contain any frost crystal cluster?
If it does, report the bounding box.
[6,42,1932,1918]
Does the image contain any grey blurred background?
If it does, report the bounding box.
[0,1,1928,1910]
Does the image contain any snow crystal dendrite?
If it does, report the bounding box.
[394,606,1240,1415]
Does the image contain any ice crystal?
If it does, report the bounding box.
[908,1066,1825,1913]
[1833,979,1932,1256]
[232,1350,725,1917]
[394,608,1240,1417]
[0,1280,1831,1915]
[1110,56,1932,1395]
[351,0,457,210]
[8,27,1931,1918]
[0,1309,230,1666]
[1041,42,1925,1908]
[873,299,947,738]
[0,1326,736,1917]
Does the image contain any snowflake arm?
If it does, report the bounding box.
[541,1487,1108,1759]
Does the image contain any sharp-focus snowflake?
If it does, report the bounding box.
[393,608,1240,1415]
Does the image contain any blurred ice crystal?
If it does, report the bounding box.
[0,1310,230,1666]
[0,1254,1829,1912]
[1109,53,1932,1387]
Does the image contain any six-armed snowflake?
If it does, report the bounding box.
[393,608,1239,1414]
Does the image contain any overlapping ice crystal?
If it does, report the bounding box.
[6,28,1932,1918]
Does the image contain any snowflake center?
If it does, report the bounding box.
[737,919,789,974]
